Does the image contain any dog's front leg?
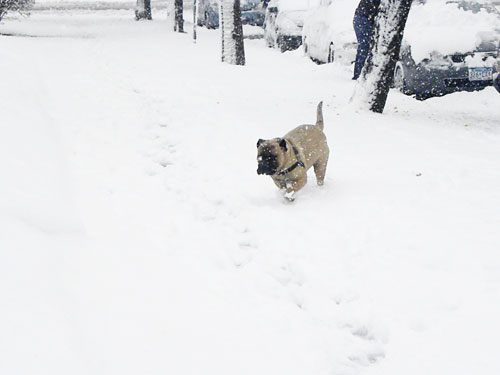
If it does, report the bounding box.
[283,176,307,202]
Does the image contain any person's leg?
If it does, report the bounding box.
[353,15,373,79]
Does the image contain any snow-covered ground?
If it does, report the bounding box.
[1,9,500,375]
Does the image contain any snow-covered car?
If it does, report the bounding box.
[264,0,320,52]
[197,0,265,29]
[302,0,358,64]
[197,0,219,29]
[302,0,500,99]
[241,0,266,26]
[395,0,500,99]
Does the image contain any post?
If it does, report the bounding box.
[193,0,197,43]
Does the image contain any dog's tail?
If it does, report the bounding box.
[316,101,324,130]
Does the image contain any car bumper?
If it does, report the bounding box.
[409,65,495,98]
[277,34,302,52]
[241,11,264,26]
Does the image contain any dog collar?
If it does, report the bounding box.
[277,144,305,176]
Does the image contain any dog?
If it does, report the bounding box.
[257,101,329,201]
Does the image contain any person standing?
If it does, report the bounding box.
[353,0,381,79]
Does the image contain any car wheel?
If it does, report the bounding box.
[266,27,278,48]
[393,63,410,94]
[204,12,209,28]
[278,35,287,53]
[327,43,334,64]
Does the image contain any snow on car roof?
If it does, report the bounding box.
[302,0,358,46]
[404,0,500,62]
[268,0,321,12]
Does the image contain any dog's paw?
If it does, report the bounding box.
[284,190,295,202]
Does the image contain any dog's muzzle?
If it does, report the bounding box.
[257,153,278,175]
[257,164,276,175]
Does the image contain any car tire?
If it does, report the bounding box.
[393,62,411,94]
[204,12,209,28]
[266,27,278,48]
[278,35,287,53]
[327,43,334,64]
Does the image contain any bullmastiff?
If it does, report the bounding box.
[257,102,329,201]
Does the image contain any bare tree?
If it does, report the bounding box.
[353,0,413,113]
[174,0,184,32]
[135,0,152,20]
[0,0,33,22]
[220,0,245,65]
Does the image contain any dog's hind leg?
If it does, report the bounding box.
[314,156,328,186]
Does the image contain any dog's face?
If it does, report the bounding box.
[256,138,287,175]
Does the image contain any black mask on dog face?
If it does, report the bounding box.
[257,141,279,175]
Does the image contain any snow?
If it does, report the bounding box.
[220,0,237,64]
[303,0,358,63]
[1,8,500,375]
[304,0,500,65]
[0,48,80,233]
[405,0,500,62]
[268,0,321,11]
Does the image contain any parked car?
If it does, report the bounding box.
[264,0,320,52]
[302,0,500,99]
[495,72,500,92]
[241,0,266,26]
[394,0,500,99]
[197,0,218,29]
[197,0,265,29]
[302,0,357,64]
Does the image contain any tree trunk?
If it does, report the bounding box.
[166,0,175,30]
[220,0,245,65]
[354,0,412,113]
[193,0,197,42]
[174,0,184,32]
[135,0,152,20]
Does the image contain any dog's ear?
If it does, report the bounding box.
[279,138,287,151]
[257,139,265,147]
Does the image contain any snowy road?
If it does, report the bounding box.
[1,10,500,375]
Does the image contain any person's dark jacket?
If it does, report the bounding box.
[355,0,381,23]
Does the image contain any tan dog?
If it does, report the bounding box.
[257,102,329,201]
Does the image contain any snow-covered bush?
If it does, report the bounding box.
[0,0,33,22]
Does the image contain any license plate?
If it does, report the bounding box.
[469,67,493,81]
